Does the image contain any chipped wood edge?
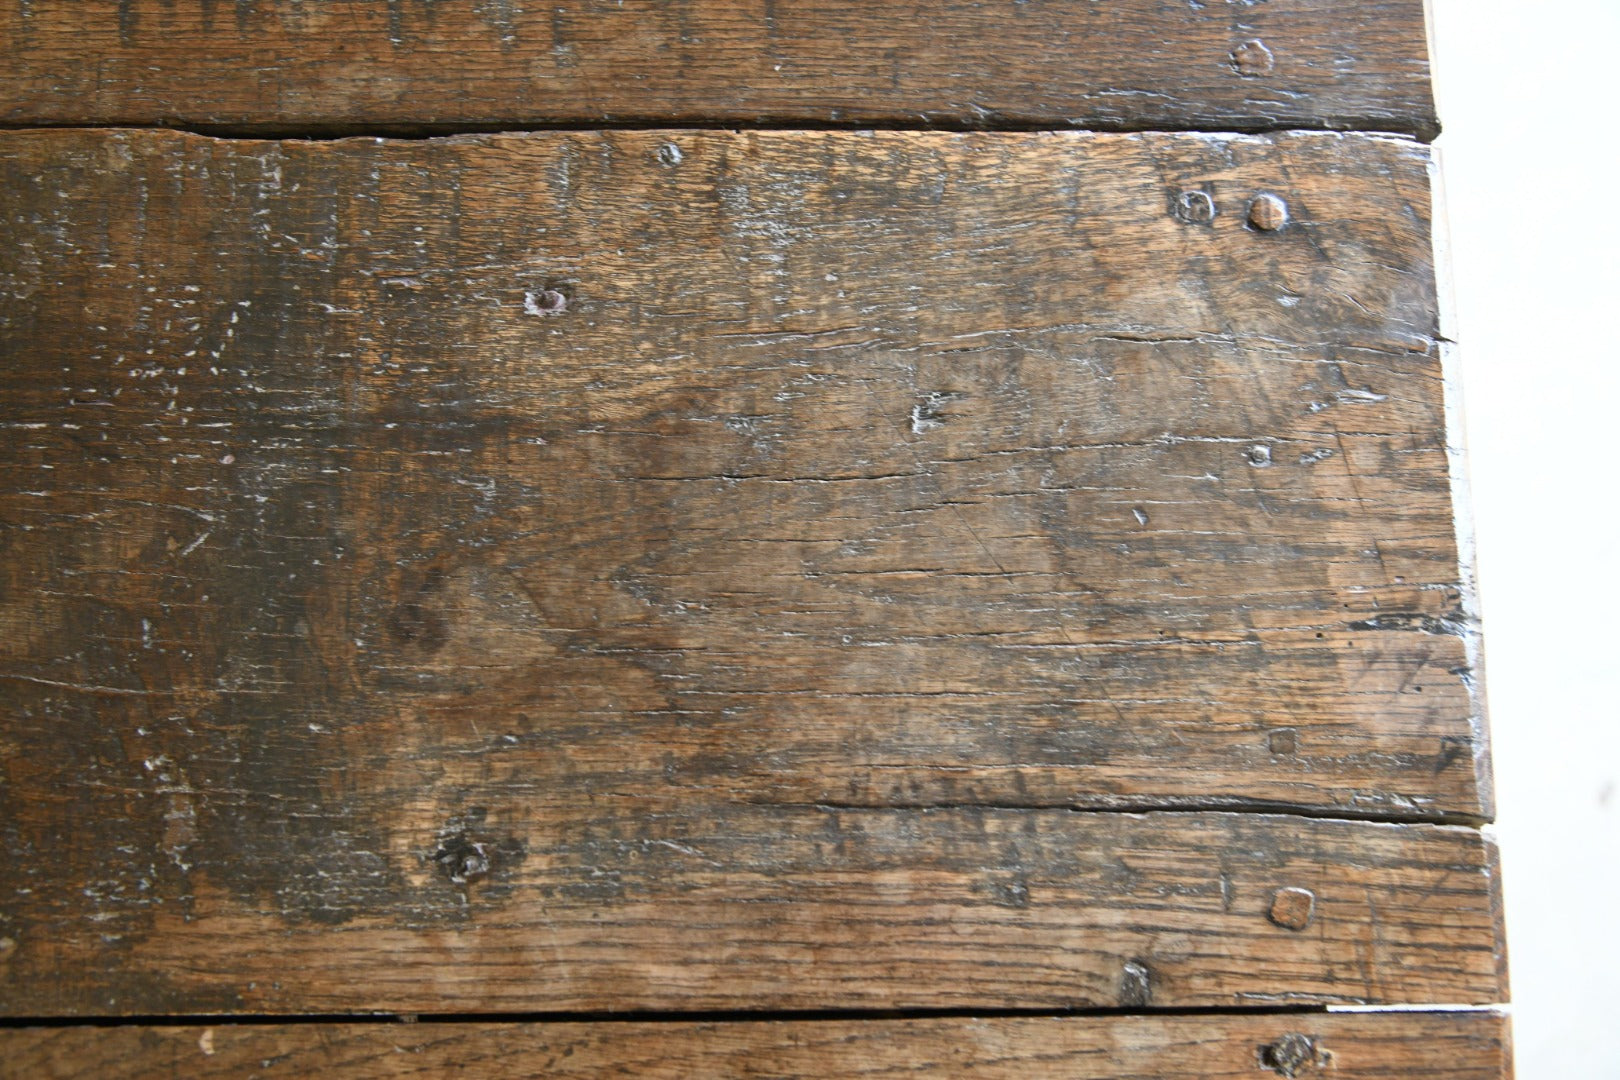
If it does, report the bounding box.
[1429,143,1496,825]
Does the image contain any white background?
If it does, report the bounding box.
[1428,1,1619,1074]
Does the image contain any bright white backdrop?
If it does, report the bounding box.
[1428,2,1620,1074]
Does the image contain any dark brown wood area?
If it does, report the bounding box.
[0,1012,1512,1078]
[0,1,1438,137]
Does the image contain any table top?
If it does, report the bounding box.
[0,4,1507,1075]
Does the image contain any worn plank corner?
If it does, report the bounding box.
[0,2,1507,1076]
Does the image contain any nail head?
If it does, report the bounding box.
[1262,1033,1321,1077]
[1230,39,1276,77]
[1269,886,1316,931]
[1172,188,1217,226]
[524,289,568,316]
[1249,193,1289,232]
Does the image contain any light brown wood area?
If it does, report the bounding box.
[0,0,1437,137]
[0,1011,1512,1079]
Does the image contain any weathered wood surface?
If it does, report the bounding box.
[0,1,1438,137]
[0,807,1503,1015]
[0,127,1500,1017]
[0,1011,1513,1079]
[0,127,1482,824]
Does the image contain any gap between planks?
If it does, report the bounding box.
[798,802,1491,828]
[0,1004,1514,1029]
[0,120,1436,143]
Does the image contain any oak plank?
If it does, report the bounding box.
[0,128,1501,1017]
[0,127,1482,824]
[0,810,1504,1015]
[0,1,1438,137]
[0,1012,1512,1078]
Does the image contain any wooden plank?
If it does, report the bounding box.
[0,1011,1513,1078]
[0,809,1503,1015]
[0,128,1502,1016]
[0,127,1483,824]
[0,1,1438,137]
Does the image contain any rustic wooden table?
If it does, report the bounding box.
[0,2,1509,1075]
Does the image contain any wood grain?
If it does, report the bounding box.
[0,128,1500,1017]
[0,127,1481,825]
[0,808,1503,1015]
[0,1011,1512,1079]
[0,1,1438,137]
